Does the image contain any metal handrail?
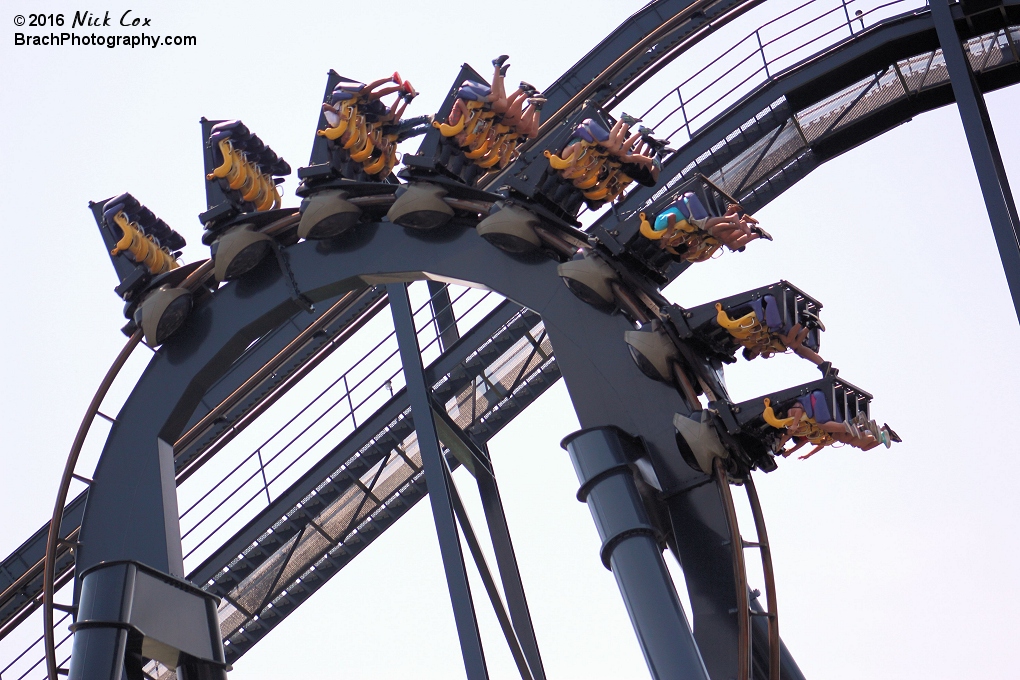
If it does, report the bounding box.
[178,318,399,519]
[171,291,394,486]
[207,313,551,654]
[15,631,73,680]
[178,288,499,565]
[634,0,924,145]
[638,0,822,123]
[178,284,480,527]
[509,0,725,157]
[180,349,404,556]
[0,613,69,678]
[0,527,77,617]
[677,1,914,133]
[657,17,1020,210]
[171,288,368,456]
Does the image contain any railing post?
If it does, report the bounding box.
[676,88,691,140]
[841,0,854,35]
[756,30,770,79]
[343,374,357,428]
[256,449,271,505]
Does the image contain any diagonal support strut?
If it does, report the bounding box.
[431,407,548,680]
[932,0,1020,322]
[388,283,489,680]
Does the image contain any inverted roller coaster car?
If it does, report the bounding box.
[719,374,899,469]
[539,109,668,214]
[90,193,187,301]
[200,118,290,231]
[400,65,492,186]
[627,175,770,271]
[545,116,657,191]
[684,281,824,363]
[401,61,542,189]
[102,193,186,255]
[312,73,425,183]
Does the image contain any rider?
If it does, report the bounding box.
[322,73,414,128]
[444,56,544,142]
[650,196,767,252]
[554,114,664,186]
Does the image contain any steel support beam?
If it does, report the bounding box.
[470,451,547,680]
[932,0,1020,322]
[428,281,461,351]
[447,474,535,680]
[431,407,547,680]
[62,216,780,679]
[562,426,709,680]
[388,283,489,680]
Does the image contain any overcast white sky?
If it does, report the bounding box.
[2,2,1020,679]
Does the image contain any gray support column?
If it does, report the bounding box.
[431,404,547,680]
[932,0,1020,321]
[562,427,709,680]
[447,480,535,680]
[388,283,489,680]
[67,627,129,680]
[427,281,460,351]
[473,445,547,680]
[69,561,226,680]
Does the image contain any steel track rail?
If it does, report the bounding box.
[481,0,767,190]
[14,3,1018,678]
[40,215,293,680]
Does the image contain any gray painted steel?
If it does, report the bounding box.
[563,427,709,680]
[69,561,225,680]
[71,221,747,680]
[430,408,548,680]
[932,0,1020,320]
[389,283,490,680]
[24,1,1020,677]
[427,281,461,351]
